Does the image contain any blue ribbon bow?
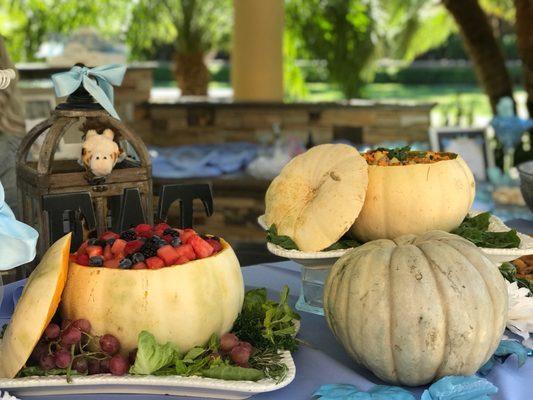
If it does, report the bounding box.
[51,64,127,120]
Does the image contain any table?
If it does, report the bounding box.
[1,259,531,400]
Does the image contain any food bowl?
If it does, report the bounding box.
[518,160,533,212]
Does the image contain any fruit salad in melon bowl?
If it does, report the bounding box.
[0,224,299,397]
[63,223,244,354]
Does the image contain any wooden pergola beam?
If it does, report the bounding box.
[231,0,284,102]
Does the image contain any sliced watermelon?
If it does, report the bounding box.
[146,257,165,270]
[86,245,103,258]
[104,258,120,269]
[175,256,188,265]
[206,238,223,253]
[134,224,152,235]
[111,239,127,255]
[77,241,89,255]
[101,231,120,241]
[189,235,214,259]
[76,253,90,266]
[132,261,147,270]
[180,229,197,244]
[157,245,179,266]
[103,244,113,260]
[174,243,196,261]
[124,240,144,255]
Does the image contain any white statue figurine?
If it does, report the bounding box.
[81,128,122,177]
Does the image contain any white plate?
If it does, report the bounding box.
[0,352,295,399]
[258,213,533,266]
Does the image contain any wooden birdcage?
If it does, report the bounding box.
[16,85,153,262]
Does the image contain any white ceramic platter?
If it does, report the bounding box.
[258,213,533,265]
[0,351,295,399]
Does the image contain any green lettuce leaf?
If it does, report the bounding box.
[129,331,180,375]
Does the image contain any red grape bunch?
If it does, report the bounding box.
[30,318,131,377]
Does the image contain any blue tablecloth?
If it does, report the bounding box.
[1,260,532,400]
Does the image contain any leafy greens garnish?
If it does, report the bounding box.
[499,262,533,294]
[129,331,180,375]
[232,286,300,352]
[266,225,298,250]
[376,145,413,162]
[267,224,360,251]
[453,212,521,249]
[129,288,299,383]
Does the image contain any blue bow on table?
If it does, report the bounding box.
[51,64,127,120]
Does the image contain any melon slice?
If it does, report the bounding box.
[265,144,368,252]
[0,233,71,378]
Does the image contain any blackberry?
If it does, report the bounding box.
[87,238,98,246]
[131,253,145,263]
[163,228,180,237]
[89,256,103,267]
[171,237,181,247]
[119,258,132,269]
[140,238,162,258]
[120,229,137,241]
[106,238,116,246]
[96,239,107,248]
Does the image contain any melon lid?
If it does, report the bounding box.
[264,143,368,252]
[0,233,71,378]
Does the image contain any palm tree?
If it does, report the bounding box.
[127,0,231,96]
[443,0,514,113]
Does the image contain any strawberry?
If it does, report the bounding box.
[86,245,103,258]
[157,245,179,266]
[174,243,196,261]
[104,258,121,269]
[101,231,120,241]
[189,235,214,259]
[103,244,113,260]
[132,262,147,270]
[146,257,165,270]
[124,240,143,255]
[77,241,89,255]
[111,239,127,255]
[180,229,197,244]
[175,256,188,265]
[206,238,223,253]
[134,224,152,235]
[76,253,90,266]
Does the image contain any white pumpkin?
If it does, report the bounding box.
[61,239,244,354]
[324,231,507,386]
[350,155,475,241]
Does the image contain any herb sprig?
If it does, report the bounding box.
[232,286,300,352]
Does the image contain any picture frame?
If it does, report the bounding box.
[430,126,494,181]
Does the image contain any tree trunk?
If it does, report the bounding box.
[515,0,533,117]
[174,52,210,96]
[443,0,514,113]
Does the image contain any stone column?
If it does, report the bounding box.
[232,0,284,101]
